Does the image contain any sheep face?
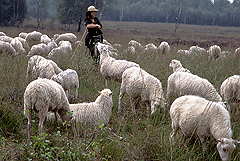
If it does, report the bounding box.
[51,75,63,86]
[169,59,181,69]
[58,109,73,122]
[96,42,108,53]
[217,138,238,161]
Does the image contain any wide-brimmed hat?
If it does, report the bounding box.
[87,6,99,12]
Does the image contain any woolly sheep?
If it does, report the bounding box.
[10,37,26,55]
[54,33,77,46]
[40,34,51,44]
[123,46,136,55]
[47,41,58,52]
[102,39,112,46]
[143,43,158,55]
[189,46,206,55]
[169,59,191,73]
[177,49,190,55]
[208,45,221,61]
[0,40,17,56]
[158,41,170,55]
[25,31,42,47]
[119,67,165,115]
[221,51,232,58]
[26,55,63,82]
[19,32,27,39]
[96,42,140,87]
[128,40,143,50]
[0,32,6,36]
[0,35,13,43]
[27,43,49,57]
[51,69,79,98]
[24,78,72,137]
[69,88,113,125]
[234,47,240,59]
[15,37,30,52]
[220,75,240,111]
[167,72,222,106]
[170,95,240,161]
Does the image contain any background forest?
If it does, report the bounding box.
[1,0,240,28]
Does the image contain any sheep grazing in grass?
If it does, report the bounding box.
[158,41,170,55]
[27,43,49,57]
[54,33,77,46]
[220,75,240,111]
[96,42,140,87]
[19,32,28,39]
[177,49,191,56]
[15,37,30,52]
[123,46,136,55]
[40,34,51,45]
[128,40,143,50]
[0,35,13,43]
[51,69,79,98]
[25,31,42,47]
[118,67,165,115]
[208,45,221,61]
[24,78,72,137]
[47,41,58,52]
[189,46,206,55]
[26,55,63,82]
[70,89,113,125]
[234,47,240,59]
[0,32,6,36]
[10,37,27,55]
[169,59,191,73]
[170,95,240,161]
[167,72,222,106]
[0,40,17,56]
[48,40,72,62]
[143,43,158,55]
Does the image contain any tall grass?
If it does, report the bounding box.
[0,20,240,160]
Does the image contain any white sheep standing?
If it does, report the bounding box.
[70,88,113,125]
[158,41,170,55]
[208,45,221,61]
[0,40,17,56]
[118,67,165,115]
[51,69,79,98]
[170,95,240,161]
[24,78,72,137]
[26,55,63,82]
[40,34,51,45]
[27,43,49,57]
[220,75,240,111]
[25,31,42,47]
[169,59,191,73]
[96,42,140,87]
[167,72,222,106]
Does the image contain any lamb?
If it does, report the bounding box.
[0,40,17,56]
[69,88,113,125]
[27,43,49,57]
[54,33,77,46]
[234,47,240,59]
[220,75,240,111]
[26,55,63,82]
[96,42,140,87]
[0,35,13,43]
[158,41,170,55]
[118,67,165,115]
[169,59,191,73]
[10,37,26,55]
[24,78,72,137]
[167,72,222,106]
[170,95,240,161]
[51,69,79,98]
[40,34,51,45]
[25,31,42,47]
[208,45,221,61]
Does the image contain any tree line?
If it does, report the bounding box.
[1,0,240,28]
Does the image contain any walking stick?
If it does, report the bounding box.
[70,27,88,59]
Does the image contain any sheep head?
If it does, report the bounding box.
[217,138,239,161]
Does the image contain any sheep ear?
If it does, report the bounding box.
[109,92,113,96]
[232,140,240,144]
[217,139,223,143]
[98,91,101,94]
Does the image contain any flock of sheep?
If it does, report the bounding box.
[1,29,240,160]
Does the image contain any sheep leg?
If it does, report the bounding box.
[170,121,179,145]
[38,112,46,136]
[144,102,150,117]
[199,137,207,153]
[105,79,108,88]
[118,86,126,113]
[27,109,32,139]
[75,87,78,98]
[65,89,69,98]
[130,97,137,114]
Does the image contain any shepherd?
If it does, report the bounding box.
[84,5,103,64]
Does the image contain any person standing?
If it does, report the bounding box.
[84,6,103,64]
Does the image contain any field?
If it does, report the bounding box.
[1,19,240,160]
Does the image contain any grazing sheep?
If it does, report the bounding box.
[143,43,158,55]
[27,43,49,57]
[220,75,240,111]
[24,78,72,137]
[19,32,28,39]
[96,42,140,87]
[158,41,170,55]
[69,88,113,125]
[128,40,143,50]
[208,45,221,61]
[15,37,30,52]
[123,46,136,55]
[221,51,232,58]
[167,72,222,106]
[0,40,17,56]
[234,47,240,59]
[47,41,58,52]
[119,67,165,115]
[40,34,51,45]
[0,32,6,36]
[51,69,79,98]
[189,46,206,55]
[54,33,77,46]
[26,55,63,82]
[0,35,13,43]
[177,49,191,56]
[169,59,191,73]
[170,95,240,161]
[10,37,26,55]
[25,31,42,47]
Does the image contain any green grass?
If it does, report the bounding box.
[0,19,240,160]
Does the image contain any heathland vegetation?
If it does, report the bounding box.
[0,20,240,160]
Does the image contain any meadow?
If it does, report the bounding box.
[0,19,240,160]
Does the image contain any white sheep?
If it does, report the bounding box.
[102,39,112,46]
[48,40,72,62]
[0,40,17,56]
[169,59,191,73]
[158,41,170,55]
[25,31,42,47]
[15,37,30,52]
[26,55,63,82]
[19,32,28,39]
[220,75,240,111]
[96,42,140,87]
[0,35,13,43]
[51,69,79,98]
[24,78,72,137]
[69,88,113,125]
[170,95,240,161]
[177,49,191,56]
[118,67,165,115]
[123,46,136,55]
[234,47,240,59]
[189,46,206,55]
[47,41,58,52]
[143,43,158,55]
[128,40,143,50]
[167,72,222,106]
[10,37,26,55]
[54,33,77,46]
[27,43,49,57]
[0,32,6,36]
[40,34,51,44]
[208,45,221,61]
